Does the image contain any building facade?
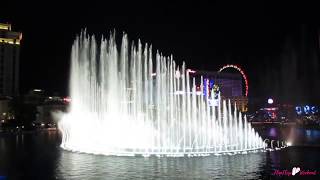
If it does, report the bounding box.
[36,96,69,128]
[0,22,22,97]
[189,70,248,112]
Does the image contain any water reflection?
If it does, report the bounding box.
[57,151,265,179]
[0,128,320,179]
[268,128,277,137]
[260,126,320,145]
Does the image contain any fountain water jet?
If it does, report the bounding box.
[59,32,265,157]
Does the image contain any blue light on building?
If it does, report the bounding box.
[295,105,318,115]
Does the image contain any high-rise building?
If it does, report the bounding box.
[189,70,248,112]
[191,70,243,97]
[0,22,22,97]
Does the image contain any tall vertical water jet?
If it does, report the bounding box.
[59,32,265,157]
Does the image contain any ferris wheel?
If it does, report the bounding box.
[218,64,249,97]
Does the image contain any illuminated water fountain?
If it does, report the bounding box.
[59,32,265,157]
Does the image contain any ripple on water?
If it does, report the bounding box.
[57,150,266,179]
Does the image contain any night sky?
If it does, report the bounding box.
[1,1,320,104]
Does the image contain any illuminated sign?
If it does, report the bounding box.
[295,105,318,115]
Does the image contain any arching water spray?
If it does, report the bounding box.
[58,32,265,157]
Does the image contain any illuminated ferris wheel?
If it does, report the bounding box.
[218,64,249,97]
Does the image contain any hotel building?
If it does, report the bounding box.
[0,22,22,97]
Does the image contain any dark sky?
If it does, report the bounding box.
[1,1,320,104]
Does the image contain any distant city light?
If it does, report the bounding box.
[186,69,196,73]
[33,89,42,92]
[311,106,317,114]
[304,105,310,114]
[263,107,278,111]
[295,106,303,115]
[295,105,318,115]
[64,97,71,103]
[267,98,273,104]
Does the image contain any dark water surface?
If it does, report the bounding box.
[1,127,320,179]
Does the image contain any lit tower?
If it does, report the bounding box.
[0,22,22,96]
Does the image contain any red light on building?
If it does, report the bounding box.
[187,69,196,73]
[63,97,71,103]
